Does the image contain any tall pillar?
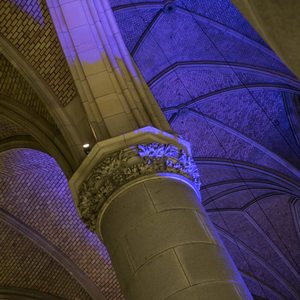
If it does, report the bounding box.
[70,127,253,300]
[47,0,170,141]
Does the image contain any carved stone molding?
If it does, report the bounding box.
[78,143,200,231]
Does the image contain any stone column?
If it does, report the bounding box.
[70,127,253,300]
[47,0,170,141]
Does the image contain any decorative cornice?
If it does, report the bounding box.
[78,142,200,231]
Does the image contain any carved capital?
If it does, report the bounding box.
[78,143,200,231]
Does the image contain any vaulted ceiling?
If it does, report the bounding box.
[0,0,300,300]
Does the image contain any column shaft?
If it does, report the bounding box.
[69,129,252,299]
[100,176,252,300]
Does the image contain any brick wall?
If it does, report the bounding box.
[0,117,26,140]
[0,0,77,106]
[0,53,55,124]
[0,220,92,300]
[0,149,124,300]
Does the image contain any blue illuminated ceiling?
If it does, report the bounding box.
[110,0,300,299]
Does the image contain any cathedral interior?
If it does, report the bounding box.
[0,0,300,299]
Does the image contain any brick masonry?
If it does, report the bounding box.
[0,220,92,300]
[0,0,77,106]
[0,117,27,140]
[0,53,55,124]
[0,149,124,300]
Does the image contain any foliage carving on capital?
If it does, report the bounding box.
[78,143,200,231]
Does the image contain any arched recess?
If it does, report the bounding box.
[0,96,74,178]
[0,35,95,168]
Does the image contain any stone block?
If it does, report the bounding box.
[125,209,214,269]
[175,243,237,285]
[96,93,125,118]
[191,281,246,300]
[87,71,115,98]
[127,249,189,300]
[101,182,156,250]
[144,178,201,212]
